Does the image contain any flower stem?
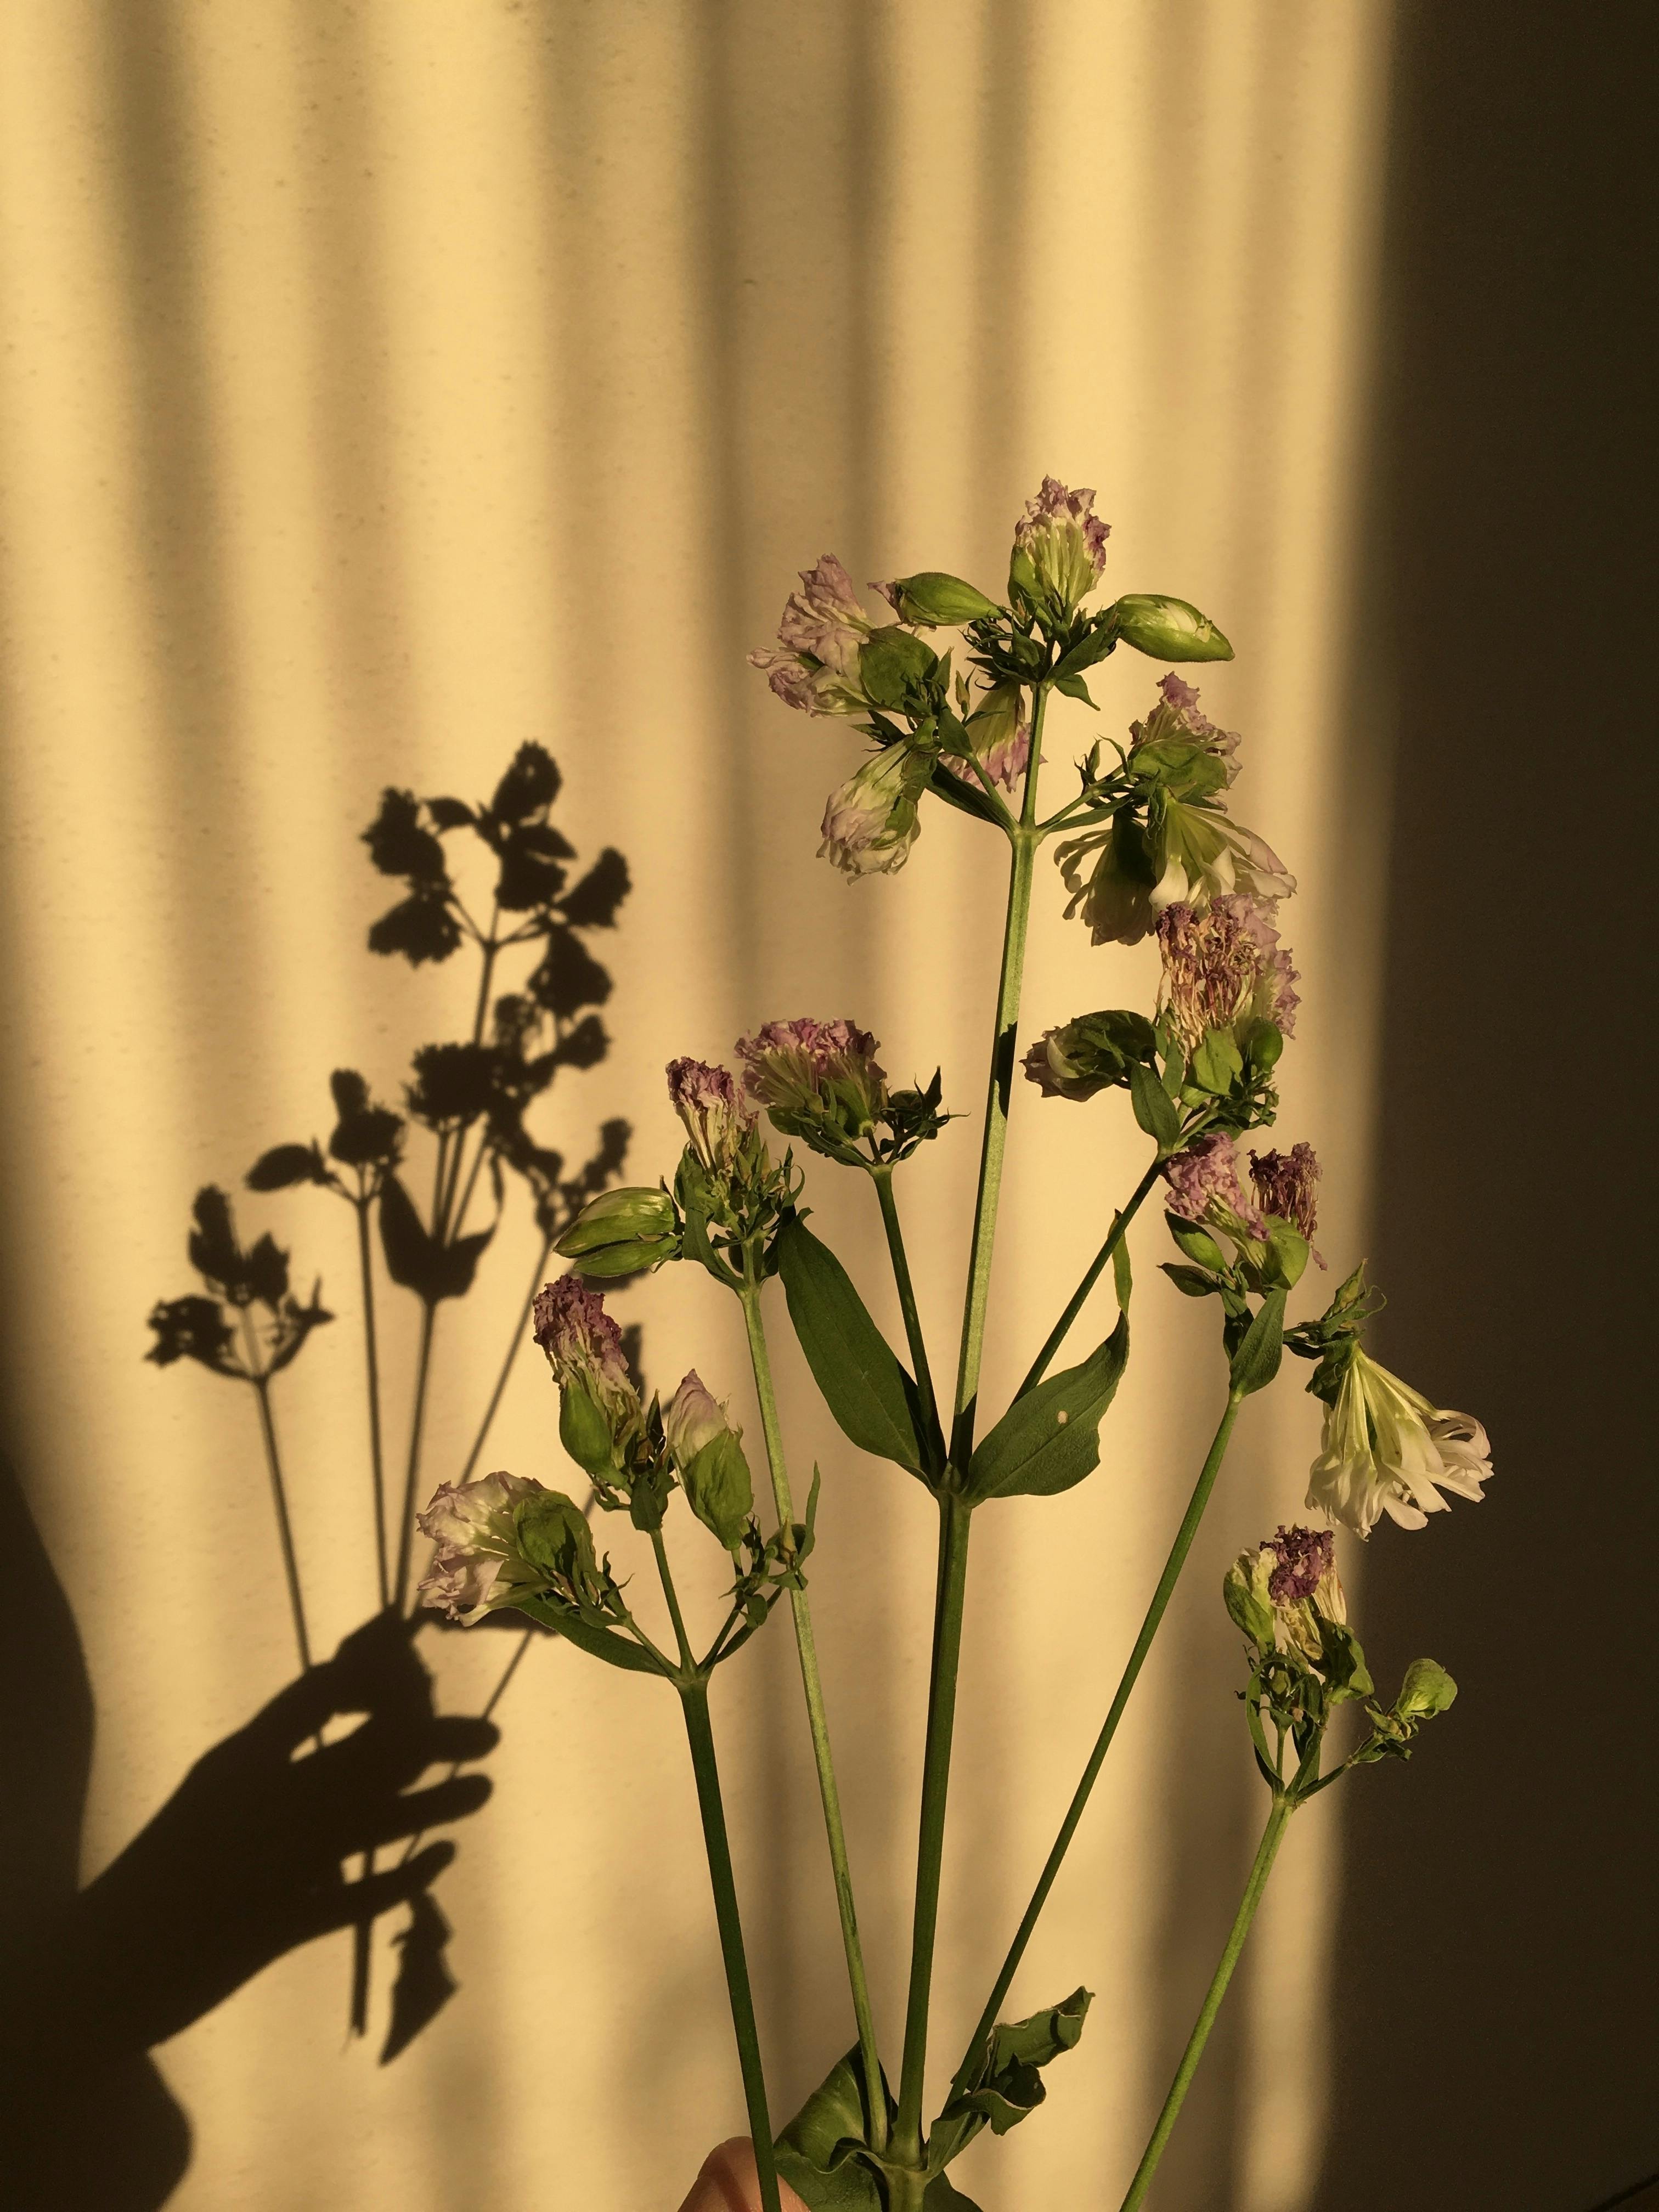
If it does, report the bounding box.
[246,1362,312,1674]
[678,1679,783,2212]
[870,1163,941,1464]
[949,1392,1243,2103]
[740,1277,887,2154]
[1016,1156,1163,1397]
[354,1195,391,1611]
[1117,1792,1294,2211]
[894,686,1047,2164]
[894,1488,973,2160]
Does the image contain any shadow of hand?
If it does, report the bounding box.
[70,1607,498,2050]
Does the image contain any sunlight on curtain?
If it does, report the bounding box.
[0,3,1391,2205]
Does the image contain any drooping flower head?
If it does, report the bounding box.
[1161,1131,1262,1234]
[416,1468,546,1622]
[1250,1142,1322,1252]
[1132,672,1242,786]
[533,1274,636,1415]
[1307,1347,1492,1537]
[1012,477,1111,614]
[819,742,932,879]
[666,1057,759,1180]
[748,555,874,717]
[1022,1008,1159,1102]
[737,1017,887,1157]
[1156,895,1300,1057]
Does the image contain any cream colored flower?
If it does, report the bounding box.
[1308,1349,1491,1536]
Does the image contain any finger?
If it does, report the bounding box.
[353,1773,492,1852]
[296,1841,456,1944]
[421,1715,500,1763]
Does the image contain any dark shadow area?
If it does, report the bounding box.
[1319,6,1656,2208]
[0,1454,497,2211]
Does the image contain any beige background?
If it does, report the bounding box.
[0,4,1408,2207]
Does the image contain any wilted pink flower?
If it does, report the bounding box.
[1013,477,1110,610]
[748,555,873,717]
[819,744,928,878]
[667,1057,759,1177]
[532,1275,635,1404]
[1156,895,1300,1055]
[1264,1523,1335,1606]
[1130,672,1242,785]
[1250,1142,1323,1260]
[416,1469,545,1622]
[738,1017,884,1113]
[1162,1131,1262,1233]
[944,679,1030,793]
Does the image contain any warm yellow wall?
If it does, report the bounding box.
[0,4,1394,2206]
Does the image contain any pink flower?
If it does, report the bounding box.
[662,1370,730,1466]
[818,744,929,878]
[667,1057,759,1177]
[1013,477,1110,610]
[416,1469,545,1623]
[1162,1131,1263,1233]
[1156,895,1300,1055]
[532,1275,637,1424]
[748,555,874,718]
[1249,1142,1323,1260]
[1132,672,1242,785]
[944,679,1030,793]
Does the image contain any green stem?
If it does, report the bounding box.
[894,1488,973,2159]
[741,1278,887,2155]
[678,1681,783,2212]
[948,680,1046,1465]
[354,1195,390,1610]
[650,1525,696,1671]
[1017,1157,1163,1397]
[950,1393,1243,2103]
[1118,1793,1294,2211]
[870,1163,942,1464]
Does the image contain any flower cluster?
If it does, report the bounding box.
[1155,895,1299,1058]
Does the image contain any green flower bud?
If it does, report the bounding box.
[664,1371,755,1553]
[558,1377,620,1481]
[1109,594,1234,663]
[556,1186,679,1276]
[1396,1657,1458,1721]
[878,572,1001,627]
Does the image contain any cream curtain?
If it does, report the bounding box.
[0,4,1395,2205]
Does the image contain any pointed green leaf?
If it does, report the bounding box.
[1127,1061,1180,1152]
[1228,1287,1287,1397]
[968,1317,1128,1502]
[512,1593,665,1675]
[775,2046,893,2212]
[777,1216,930,1477]
[933,1987,1092,2166]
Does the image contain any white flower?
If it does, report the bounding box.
[819,744,930,878]
[1307,1350,1492,1536]
[416,1469,546,1622]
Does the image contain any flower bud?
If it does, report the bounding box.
[1109,594,1234,662]
[819,743,932,880]
[876,572,1001,627]
[1395,1657,1457,1721]
[555,1186,679,1277]
[664,1370,754,1552]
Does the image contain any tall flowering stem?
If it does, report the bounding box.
[1116,1793,1294,2211]
[894,674,1049,2165]
[949,1391,1243,2106]
[739,1257,887,2153]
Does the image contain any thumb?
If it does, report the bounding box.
[676,2138,811,2212]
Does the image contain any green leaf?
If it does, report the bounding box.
[1228,1287,1287,1397]
[1111,1226,1133,1312]
[923,2180,985,2211]
[1127,1061,1180,1152]
[859,625,938,709]
[1162,1262,1221,1299]
[512,1593,665,1675]
[933,1987,1092,2165]
[1167,1214,1227,1271]
[774,2046,893,2212]
[1051,670,1097,707]
[969,1317,1128,1501]
[1189,1026,1244,1097]
[777,1215,931,1477]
